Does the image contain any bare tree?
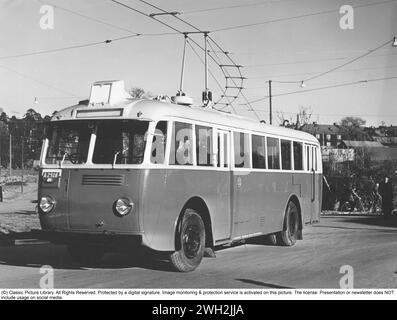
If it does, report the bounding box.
[297,106,313,127]
[276,110,294,126]
[340,116,366,127]
[130,87,145,99]
[129,87,155,100]
[277,106,313,127]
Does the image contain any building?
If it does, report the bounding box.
[299,123,371,147]
[364,126,397,148]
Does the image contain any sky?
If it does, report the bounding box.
[0,0,396,126]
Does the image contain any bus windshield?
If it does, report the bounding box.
[46,121,92,165]
[93,120,149,165]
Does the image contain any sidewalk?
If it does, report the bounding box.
[0,184,39,234]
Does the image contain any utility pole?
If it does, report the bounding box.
[268,80,273,125]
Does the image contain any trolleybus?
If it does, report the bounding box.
[38,80,322,272]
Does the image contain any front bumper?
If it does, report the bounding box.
[37,230,143,249]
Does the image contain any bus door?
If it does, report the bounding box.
[214,130,232,241]
[310,146,321,223]
[307,146,321,223]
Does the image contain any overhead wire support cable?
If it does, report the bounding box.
[210,0,397,33]
[35,0,141,35]
[243,76,397,105]
[110,0,261,120]
[303,38,396,82]
[0,34,144,60]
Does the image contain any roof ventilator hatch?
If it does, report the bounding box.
[89,80,130,106]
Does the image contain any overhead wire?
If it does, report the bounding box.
[243,75,397,104]
[36,0,141,35]
[0,64,80,97]
[109,0,262,119]
[210,0,397,33]
[0,34,140,60]
[186,40,238,114]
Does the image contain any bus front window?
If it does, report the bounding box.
[93,120,149,165]
[45,122,92,165]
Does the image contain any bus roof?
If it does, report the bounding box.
[52,99,319,144]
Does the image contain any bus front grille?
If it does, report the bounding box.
[82,175,125,186]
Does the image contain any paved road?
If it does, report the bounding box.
[0,216,396,289]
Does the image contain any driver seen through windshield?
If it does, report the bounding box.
[45,120,150,165]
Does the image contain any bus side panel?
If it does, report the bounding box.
[232,172,304,238]
[141,169,231,251]
[313,173,323,222]
[293,172,312,225]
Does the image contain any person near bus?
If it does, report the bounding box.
[379,175,394,219]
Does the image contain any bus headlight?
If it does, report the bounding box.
[113,198,134,217]
[39,196,56,214]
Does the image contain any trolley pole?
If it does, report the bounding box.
[268,80,273,125]
[179,34,188,93]
[204,32,209,106]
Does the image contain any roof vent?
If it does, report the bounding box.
[89,80,130,106]
[171,91,194,106]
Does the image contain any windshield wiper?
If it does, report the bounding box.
[59,152,69,169]
[112,151,121,169]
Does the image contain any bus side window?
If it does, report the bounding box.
[293,142,304,171]
[311,146,316,171]
[281,140,292,170]
[267,137,280,170]
[170,122,193,166]
[151,121,167,164]
[234,132,250,168]
[314,147,319,172]
[196,126,214,167]
[306,145,311,171]
[252,135,267,169]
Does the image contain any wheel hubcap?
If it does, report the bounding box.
[288,209,298,238]
[183,226,201,259]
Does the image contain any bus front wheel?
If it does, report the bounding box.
[276,201,299,247]
[170,209,206,272]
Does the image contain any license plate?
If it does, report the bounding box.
[42,169,62,183]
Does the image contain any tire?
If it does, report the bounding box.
[68,244,104,266]
[170,209,206,272]
[276,201,300,247]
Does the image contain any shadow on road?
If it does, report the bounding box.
[316,215,397,232]
[0,244,177,273]
[13,210,37,215]
[343,216,397,228]
[235,278,293,289]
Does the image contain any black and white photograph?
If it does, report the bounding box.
[0,0,396,302]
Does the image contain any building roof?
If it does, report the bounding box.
[373,136,397,145]
[300,123,345,135]
[342,140,384,148]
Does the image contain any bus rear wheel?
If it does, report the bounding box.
[276,201,300,247]
[170,209,206,272]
